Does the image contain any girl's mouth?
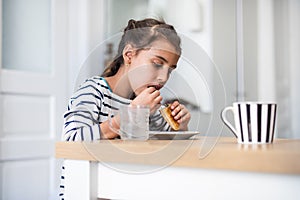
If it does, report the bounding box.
[148,84,163,90]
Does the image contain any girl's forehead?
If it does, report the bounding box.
[148,39,179,55]
[147,48,180,61]
[146,47,180,65]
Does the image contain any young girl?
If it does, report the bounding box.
[62,18,191,142]
[59,18,191,198]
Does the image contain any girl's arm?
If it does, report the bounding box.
[99,115,120,139]
[62,78,118,141]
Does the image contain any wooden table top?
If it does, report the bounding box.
[56,137,300,174]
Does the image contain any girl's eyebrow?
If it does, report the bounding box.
[155,55,168,62]
[154,55,177,69]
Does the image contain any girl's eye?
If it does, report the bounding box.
[153,62,163,68]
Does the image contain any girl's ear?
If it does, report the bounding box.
[123,44,135,64]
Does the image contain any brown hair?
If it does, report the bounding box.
[101,18,181,77]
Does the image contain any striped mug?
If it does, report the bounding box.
[221,102,277,144]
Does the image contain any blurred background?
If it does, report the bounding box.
[0,0,299,199]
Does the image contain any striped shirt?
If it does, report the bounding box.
[59,76,169,199]
[62,76,169,142]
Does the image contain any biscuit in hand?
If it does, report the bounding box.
[160,105,180,130]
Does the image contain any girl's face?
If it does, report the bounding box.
[127,39,180,95]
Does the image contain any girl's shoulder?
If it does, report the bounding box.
[78,76,112,92]
[69,76,112,101]
[76,75,131,105]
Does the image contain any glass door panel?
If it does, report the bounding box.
[2,0,51,73]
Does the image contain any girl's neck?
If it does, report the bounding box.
[105,65,133,99]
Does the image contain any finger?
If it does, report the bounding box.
[153,95,163,105]
[171,104,182,116]
[174,105,188,120]
[174,109,184,120]
[177,111,190,123]
[177,115,185,123]
[150,89,160,97]
[170,101,179,109]
[145,86,157,93]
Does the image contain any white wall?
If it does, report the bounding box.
[212,0,236,136]
[67,0,105,97]
[213,0,300,138]
[289,0,300,139]
[272,0,300,138]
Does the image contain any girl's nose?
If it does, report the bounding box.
[157,66,170,84]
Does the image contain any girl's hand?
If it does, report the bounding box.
[131,87,162,114]
[169,101,191,131]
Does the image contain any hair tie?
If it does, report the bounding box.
[126,19,136,31]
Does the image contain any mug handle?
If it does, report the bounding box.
[221,106,238,138]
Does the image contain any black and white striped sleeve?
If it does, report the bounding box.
[149,109,171,131]
[62,79,103,141]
